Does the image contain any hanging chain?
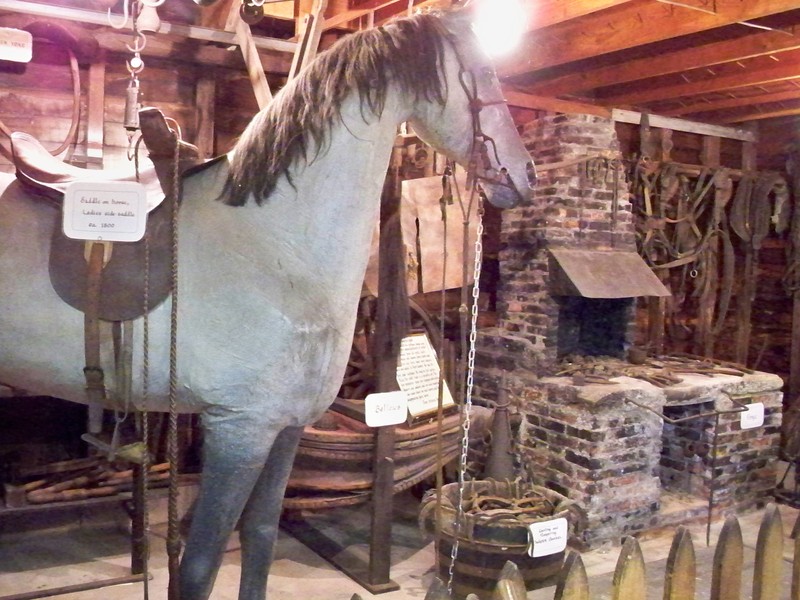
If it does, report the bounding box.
[446,188,485,596]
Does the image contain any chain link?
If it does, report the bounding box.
[446,191,484,596]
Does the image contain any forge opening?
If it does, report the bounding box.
[556,296,633,359]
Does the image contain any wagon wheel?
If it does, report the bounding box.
[337,295,445,401]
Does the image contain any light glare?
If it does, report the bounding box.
[473,0,527,58]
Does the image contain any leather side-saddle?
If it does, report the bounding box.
[11,107,204,322]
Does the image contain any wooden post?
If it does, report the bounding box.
[224,0,272,108]
[554,551,590,600]
[194,75,216,159]
[611,537,647,600]
[711,516,743,600]
[663,527,696,600]
[367,145,407,591]
[753,504,783,600]
[288,0,328,81]
[735,130,758,364]
[85,52,105,168]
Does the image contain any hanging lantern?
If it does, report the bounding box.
[240,1,264,25]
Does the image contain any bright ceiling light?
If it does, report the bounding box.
[472,0,527,58]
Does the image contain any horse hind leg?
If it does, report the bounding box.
[179,414,282,600]
[237,425,303,600]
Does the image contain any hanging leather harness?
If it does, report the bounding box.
[445,34,536,202]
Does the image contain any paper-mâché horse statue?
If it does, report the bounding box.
[0,8,535,600]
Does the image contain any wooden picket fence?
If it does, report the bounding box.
[424,503,799,600]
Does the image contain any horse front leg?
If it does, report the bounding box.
[238,425,303,600]
[179,412,277,600]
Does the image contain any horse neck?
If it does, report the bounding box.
[284,95,406,289]
[185,92,408,309]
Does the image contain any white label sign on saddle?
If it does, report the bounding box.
[63,181,148,243]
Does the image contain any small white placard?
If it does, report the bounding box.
[364,391,409,428]
[740,402,765,430]
[63,181,148,242]
[0,28,32,63]
[527,517,568,558]
[396,333,454,419]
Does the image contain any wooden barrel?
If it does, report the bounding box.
[437,535,563,599]
[421,480,576,599]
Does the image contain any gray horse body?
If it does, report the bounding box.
[0,10,533,600]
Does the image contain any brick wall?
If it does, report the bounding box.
[474,113,633,402]
[471,113,783,549]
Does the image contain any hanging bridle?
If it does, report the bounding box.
[446,33,534,202]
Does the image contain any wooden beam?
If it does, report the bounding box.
[660,88,800,117]
[289,0,328,79]
[497,0,800,78]
[504,89,612,117]
[612,108,757,141]
[523,0,638,31]
[225,5,272,108]
[319,0,445,31]
[599,61,800,106]
[0,0,296,53]
[720,104,800,123]
[525,27,800,97]
[321,0,397,30]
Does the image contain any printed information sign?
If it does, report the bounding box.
[63,181,147,242]
[527,517,569,558]
[396,333,454,420]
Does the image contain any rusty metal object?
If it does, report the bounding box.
[555,352,751,388]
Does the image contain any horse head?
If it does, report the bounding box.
[406,8,536,209]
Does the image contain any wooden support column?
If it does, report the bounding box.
[787,151,800,435]
[701,135,721,168]
[279,150,404,595]
[694,135,722,357]
[84,52,105,168]
[367,145,406,593]
[224,0,272,109]
[194,74,216,158]
[735,132,759,364]
[288,0,328,81]
[639,114,665,354]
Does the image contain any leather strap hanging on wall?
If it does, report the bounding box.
[0,21,96,161]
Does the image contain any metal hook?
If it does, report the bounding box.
[107,0,131,29]
[126,30,148,53]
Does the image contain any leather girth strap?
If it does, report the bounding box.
[84,241,109,409]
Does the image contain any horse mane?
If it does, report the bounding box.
[224,11,451,206]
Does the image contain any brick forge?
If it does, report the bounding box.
[472,113,784,549]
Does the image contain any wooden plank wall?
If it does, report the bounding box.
[0,39,259,174]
